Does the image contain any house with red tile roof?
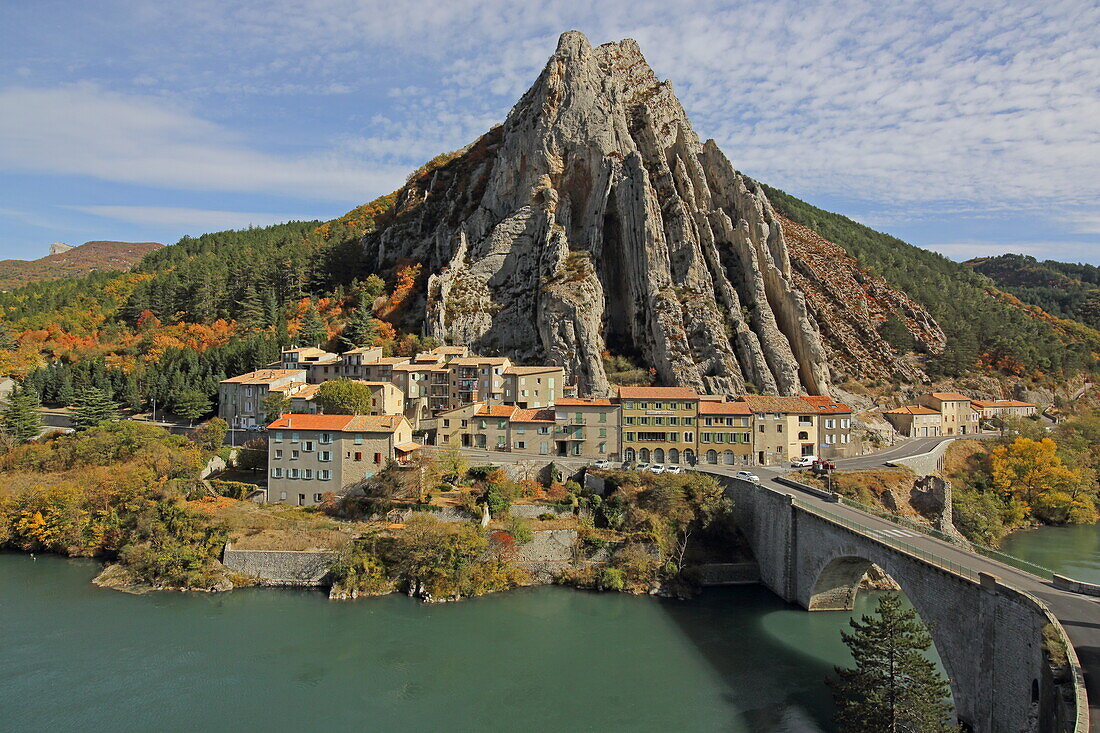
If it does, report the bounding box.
[265,413,416,506]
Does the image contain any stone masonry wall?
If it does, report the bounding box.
[222,543,336,586]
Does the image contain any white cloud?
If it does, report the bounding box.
[923,240,1100,263]
[0,84,408,200]
[66,205,316,230]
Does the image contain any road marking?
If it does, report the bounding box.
[870,528,922,539]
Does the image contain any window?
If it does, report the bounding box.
[776,425,783,433]
[514,441,526,450]
[314,494,323,503]
[274,431,283,442]
[279,492,287,500]
[624,432,635,442]
[825,419,836,430]
[599,412,606,422]
[759,425,765,433]
[320,432,333,444]
[303,441,315,451]
[374,453,382,463]
[271,467,283,478]
[291,432,299,442]
[319,470,331,480]
[354,452,362,461]
[319,451,332,462]
[683,417,694,426]
[598,442,606,454]
[841,418,851,429]
[498,420,506,429]
[244,401,253,412]
[288,468,300,479]
[354,433,363,445]
[274,449,283,459]
[303,469,313,479]
[683,432,693,443]
[538,426,551,434]
[516,424,526,434]
[443,419,450,428]
[291,450,300,460]
[599,427,607,437]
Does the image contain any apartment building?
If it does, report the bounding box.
[338,346,384,379]
[803,395,855,458]
[435,403,505,448]
[502,365,565,408]
[619,386,699,465]
[287,380,405,417]
[971,399,1038,420]
[917,392,978,435]
[266,413,417,506]
[698,401,753,466]
[741,395,818,466]
[510,408,556,454]
[554,398,619,460]
[883,405,942,437]
[218,369,307,429]
[280,347,342,383]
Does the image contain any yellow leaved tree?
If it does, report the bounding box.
[992,437,1095,524]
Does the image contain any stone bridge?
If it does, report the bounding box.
[721,475,1089,732]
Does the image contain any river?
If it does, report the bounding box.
[1,553,922,732]
[1000,522,1100,584]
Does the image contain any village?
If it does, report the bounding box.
[216,344,1037,506]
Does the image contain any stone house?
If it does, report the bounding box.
[741,395,819,466]
[218,369,307,429]
[803,395,855,458]
[918,392,978,435]
[509,408,556,454]
[553,397,620,460]
[619,386,699,465]
[883,405,942,437]
[971,399,1038,420]
[337,346,383,379]
[266,413,417,506]
[698,400,753,466]
[280,347,341,383]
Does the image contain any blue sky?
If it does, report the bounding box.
[2,0,1098,264]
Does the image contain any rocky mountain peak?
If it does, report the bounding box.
[364,31,929,396]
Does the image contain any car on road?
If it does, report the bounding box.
[648,464,666,474]
[735,470,761,483]
[664,465,683,475]
[790,455,818,468]
[592,459,612,469]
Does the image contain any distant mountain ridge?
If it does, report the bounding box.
[964,254,1100,329]
[0,240,163,290]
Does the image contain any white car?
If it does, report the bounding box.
[592,459,612,469]
[635,463,650,472]
[664,465,683,475]
[736,470,761,483]
[649,464,666,474]
[790,456,817,468]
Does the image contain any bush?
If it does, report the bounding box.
[538,512,556,521]
[600,567,626,591]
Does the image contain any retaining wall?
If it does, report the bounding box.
[222,543,336,586]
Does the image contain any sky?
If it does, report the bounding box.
[1,0,1098,265]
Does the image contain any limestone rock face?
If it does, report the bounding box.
[365,31,840,396]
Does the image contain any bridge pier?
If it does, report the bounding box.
[723,475,1076,732]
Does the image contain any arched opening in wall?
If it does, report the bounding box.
[683,449,695,465]
[723,450,734,465]
[624,447,636,462]
[809,556,959,724]
[653,448,665,464]
[639,448,651,462]
[668,448,680,464]
[706,449,717,464]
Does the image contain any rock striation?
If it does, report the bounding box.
[364,31,923,395]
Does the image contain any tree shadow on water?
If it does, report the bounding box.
[656,584,845,733]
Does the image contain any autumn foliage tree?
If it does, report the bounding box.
[992,437,1095,524]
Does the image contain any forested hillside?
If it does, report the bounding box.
[0,193,432,419]
[0,240,162,290]
[762,185,1100,379]
[964,254,1100,330]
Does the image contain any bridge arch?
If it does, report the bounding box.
[808,553,970,725]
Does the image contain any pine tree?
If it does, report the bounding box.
[237,284,267,330]
[829,593,956,732]
[70,387,118,431]
[174,389,212,426]
[2,386,41,442]
[339,306,378,350]
[299,302,327,348]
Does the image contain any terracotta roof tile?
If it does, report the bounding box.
[739,395,815,413]
[512,408,556,422]
[699,401,752,415]
[221,369,305,385]
[267,414,354,430]
[474,405,519,418]
[802,395,852,414]
[928,392,970,401]
[617,386,698,400]
[884,405,939,415]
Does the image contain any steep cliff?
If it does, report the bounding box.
[364,31,894,396]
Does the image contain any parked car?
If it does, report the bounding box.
[648,464,666,474]
[790,455,818,468]
[664,465,683,475]
[812,459,836,472]
[592,459,612,469]
[635,463,650,472]
[735,470,761,483]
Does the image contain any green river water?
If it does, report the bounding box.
[2,553,896,733]
[999,522,1100,584]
